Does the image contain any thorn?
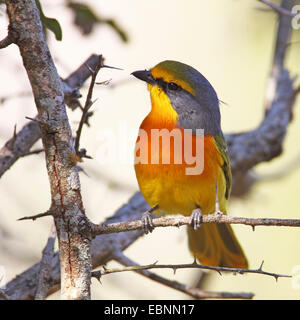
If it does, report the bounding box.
[219,99,228,106]
[274,275,279,282]
[76,166,90,177]
[8,124,17,150]
[92,271,102,283]
[25,116,52,130]
[173,268,176,275]
[152,260,158,266]
[102,64,123,71]
[258,260,264,271]
[192,256,197,265]
[251,225,256,232]
[88,98,98,110]
[25,116,44,124]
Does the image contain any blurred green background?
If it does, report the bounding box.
[0,0,300,299]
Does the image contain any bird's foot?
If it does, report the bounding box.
[141,205,158,234]
[190,208,202,230]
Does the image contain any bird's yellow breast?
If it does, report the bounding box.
[134,86,227,216]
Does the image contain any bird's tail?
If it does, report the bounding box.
[187,223,248,269]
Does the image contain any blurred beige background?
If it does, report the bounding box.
[1,0,300,299]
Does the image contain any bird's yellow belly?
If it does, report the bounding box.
[134,136,226,216]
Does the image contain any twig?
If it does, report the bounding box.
[92,212,300,236]
[94,257,289,281]
[0,54,100,179]
[35,224,56,300]
[22,148,44,157]
[18,211,53,221]
[259,0,297,17]
[0,34,14,49]
[74,55,104,154]
[102,251,254,300]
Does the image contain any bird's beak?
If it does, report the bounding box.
[131,69,156,85]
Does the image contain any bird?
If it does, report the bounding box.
[132,60,248,269]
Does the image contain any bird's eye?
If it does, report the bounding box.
[167,82,180,91]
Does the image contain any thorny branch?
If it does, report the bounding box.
[5,0,92,300]
[0,54,99,178]
[35,224,56,300]
[93,257,289,282]
[74,55,104,154]
[92,212,300,236]
[93,251,255,300]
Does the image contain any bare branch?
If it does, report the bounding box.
[264,0,295,112]
[0,34,15,49]
[35,224,56,300]
[108,251,254,300]
[92,211,300,236]
[227,0,298,175]
[259,0,297,17]
[5,0,92,300]
[74,55,104,154]
[1,191,297,300]
[18,211,53,221]
[0,120,41,178]
[22,148,44,157]
[96,256,290,281]
[0,54,100,179]
[2,192,148,300]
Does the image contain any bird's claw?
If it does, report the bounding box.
[190,208,202,230]
[141,210,155,234]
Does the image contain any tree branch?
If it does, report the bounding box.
[5,0,92,300]
[0,34,14,49]
[99,251,255,300]
[2,192,148,300]
[259,0,297,17]
[74,55,104,154]
[95,254,289,281]
[227,0,298,177]
[92,211,300,236]
[2,192,296,300]
[0,54,99,179]
[35,224,56,300]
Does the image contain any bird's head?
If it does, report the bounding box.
[132,60,221,135]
